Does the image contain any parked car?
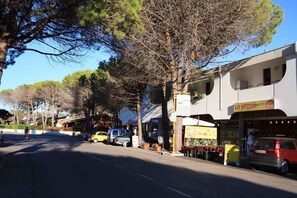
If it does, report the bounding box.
[107,128,129,144]
[248,137,297,174]
[89,131,108,143]
[113,132,133,147]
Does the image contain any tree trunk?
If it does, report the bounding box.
[165,31,183,152]
[161,79,170,150]
[137,91,142,147]
[84,107,91,132]
[16,111,19,125]
[51,106,55,127]
[40,102,46,129]
[26,111,30,125]
[175,116,183,152]
[30,101,36,126]
[0,41,8,84]
[13,108,17,125]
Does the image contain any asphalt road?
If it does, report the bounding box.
[1,134,297,198]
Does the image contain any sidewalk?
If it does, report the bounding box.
[144,146,251,169]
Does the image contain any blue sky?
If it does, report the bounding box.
[0,0,296,92]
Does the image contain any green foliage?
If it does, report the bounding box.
[79,0,144,39]
[0,124,41,130]
[250,0,284,47]
[34,80,61,89]
[0,109,13,120]
[184,138,218,147]
[62,70,93,88]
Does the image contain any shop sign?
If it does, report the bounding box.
[185,126,217,139]
[234,99,274,112]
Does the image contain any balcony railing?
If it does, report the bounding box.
[235,80,280,90]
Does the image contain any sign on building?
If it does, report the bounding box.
[234,99,274,112]
[176,94,191,116]
[185,126,217,139]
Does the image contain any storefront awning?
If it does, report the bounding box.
[182,117,215,127]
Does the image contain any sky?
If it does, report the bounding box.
[0,0,296,92]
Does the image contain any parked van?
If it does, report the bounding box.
[107,128,129,143]
[248,137,297,174]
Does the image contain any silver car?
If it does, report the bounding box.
[113,133,132,147]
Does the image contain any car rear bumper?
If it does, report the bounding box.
[248,155,283,168]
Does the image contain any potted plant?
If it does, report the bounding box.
[143,142,150,150]
[153,143,161,152]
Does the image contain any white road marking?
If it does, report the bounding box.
[114,164,125,169]
[136,173,153,181]
[83,153,106,162]
[166,187,192,197]
[136,173,191,197]
[84,153,191,197]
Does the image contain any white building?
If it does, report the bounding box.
[120,42,297,148]
[189,42,297,146]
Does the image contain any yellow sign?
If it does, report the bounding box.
[185,126,217,139]
[234,99,274,112]
[224,144,240,165]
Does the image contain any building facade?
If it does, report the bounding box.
[189,42,297,151]
[120,42,297,152]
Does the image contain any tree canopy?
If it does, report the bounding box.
[118,0,283,151]
[0,0,143,84]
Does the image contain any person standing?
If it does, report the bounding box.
[24,127,30,141]
[247,132,255,154]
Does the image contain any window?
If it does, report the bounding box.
[280,140,296,150]
[263,68,271,85]
[205,82,211,95]
[253,139,275,149]
[113,130,118,135]
[120,130,126,136]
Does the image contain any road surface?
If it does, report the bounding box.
[0,134,297,198]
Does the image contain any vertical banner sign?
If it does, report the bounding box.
[176,94,191,116]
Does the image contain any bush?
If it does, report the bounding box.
[0,124,42,130]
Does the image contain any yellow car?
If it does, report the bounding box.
[89,131,108,143]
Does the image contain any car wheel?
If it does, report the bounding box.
[123,141,128,147]
[93,139,98,143]
[279,160,289,174]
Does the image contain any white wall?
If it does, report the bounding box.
[274,54,297,116]
[190,43,297,120]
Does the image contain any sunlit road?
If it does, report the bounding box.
[1,134,297,198]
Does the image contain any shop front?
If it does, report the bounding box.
[182,125,224,161]
[215,99,297,155]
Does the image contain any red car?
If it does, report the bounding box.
[248,137,297,174]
